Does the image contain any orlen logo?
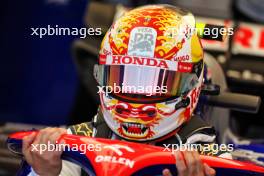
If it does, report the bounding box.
[95,145,135,168]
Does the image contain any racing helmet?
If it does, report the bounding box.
[94,4,204,142]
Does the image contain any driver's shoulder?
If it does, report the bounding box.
[158,115,216,146]
[178,115,216,144]
[67,111,111,137]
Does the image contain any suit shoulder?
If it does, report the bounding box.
[68,122,94,137]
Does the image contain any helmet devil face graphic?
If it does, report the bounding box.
[115,103,158,139]
[100,86,201,141]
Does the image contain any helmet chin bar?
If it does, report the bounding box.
[175,97,190,111]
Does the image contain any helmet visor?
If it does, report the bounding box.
[94,56,203,101]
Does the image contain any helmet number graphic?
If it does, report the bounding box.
[128,27,157,57]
